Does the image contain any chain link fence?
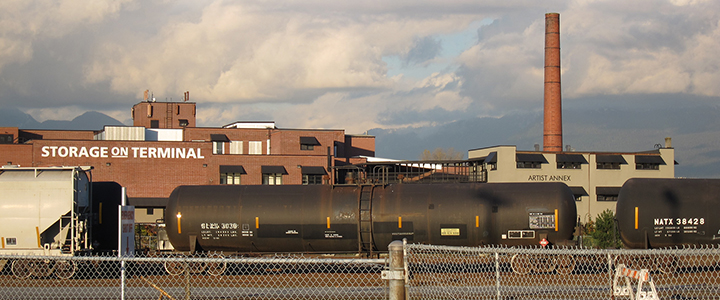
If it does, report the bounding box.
[0,253,387,300]
[404,243,720,300]
[2,243,720,299]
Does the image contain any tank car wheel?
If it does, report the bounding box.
[553,254,575,275]
[164,255,187,276]
[206,254,227,276]
[54,260,76,279]
[188,260,207,274]
[510,254,532,275]
[11,259,33,278]
[31,259,53,278]
[530,254,556,273]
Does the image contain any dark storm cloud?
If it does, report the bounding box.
[402,36,442,67]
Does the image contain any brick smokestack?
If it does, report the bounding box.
[543,13,562,152]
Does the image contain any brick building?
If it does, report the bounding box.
[1,101,375,223]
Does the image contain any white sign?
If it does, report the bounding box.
[119,206,135,256]
[41,146,205,159]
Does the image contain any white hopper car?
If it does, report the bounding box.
[0,166,93,278]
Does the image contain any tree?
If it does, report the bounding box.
[419,147,464,161]
[590,209,622,249]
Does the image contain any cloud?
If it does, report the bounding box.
[1,0,720,147]
[0,0,132,71]
[403,36,442,67]
[560,0,720,97]
[82,1,480,104]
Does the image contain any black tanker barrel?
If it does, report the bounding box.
[617,178,720,249]
[370,182,577,249]
[166,182,577,253]
[166,184,359,253]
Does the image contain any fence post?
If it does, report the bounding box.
[383,240,406,300]
[495,252,501,300]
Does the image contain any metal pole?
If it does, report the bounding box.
[119,187,126,300]
[387,240,406,300]
[495,252,501,300]
[608,253,614,300]
[185,265,191,300]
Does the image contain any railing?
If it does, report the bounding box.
[403,242,720,300]
[2,243,720,299]
[0,253,387,300]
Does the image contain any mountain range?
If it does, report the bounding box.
[3,97,719,178]
[0,108,124,130]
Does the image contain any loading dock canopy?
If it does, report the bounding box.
[484,152,497,163]
[219,165,246,174]
[516,153,548,163]
[635,155,666,165]
[569,186,588,196]
[301,166,327,175]
[596,187,621,195]
[210,134,230,142]
[595,155,627,164]
[300,137,321,145]
[556,154,588,164]
[262,166,288,174]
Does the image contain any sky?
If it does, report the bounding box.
[2,0,720,142]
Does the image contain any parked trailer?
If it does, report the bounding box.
[0,166,93,279]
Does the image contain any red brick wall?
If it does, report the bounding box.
[0,144,33,166]
[271,130,344,156]
[27,139,334,199]
[132,102,197,129]
[344,135,375,158]
[21,129,96,140]
[0,127,20,143]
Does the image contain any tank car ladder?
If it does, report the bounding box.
[358,185,376,255]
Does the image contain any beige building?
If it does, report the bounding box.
[468,140,675,223]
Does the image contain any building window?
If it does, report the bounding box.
[262,166,287,185]
[263,173,283,185]
[570,187,588,202]
[249,141,262,155]
[515,153,547,169]
[597,162,621,170]
[596,187,620,201]
[556,154,587,169]
[303,174,323,185]
[301,166,327,185]
[179,119,189,127]
[300,137,321,151]
[596,155,627,170]
[220,165,245,184]
[230,141,243,154]
[220,173,242,185]
[635,155,665,170]
[0,134,12,144]
[213,142,225,154]
[211,134,230,154]
[597,194,618,201]
[150,120,159,128]
[558,162,582,169]
[636,163,660,170]
[517,161,542,169]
